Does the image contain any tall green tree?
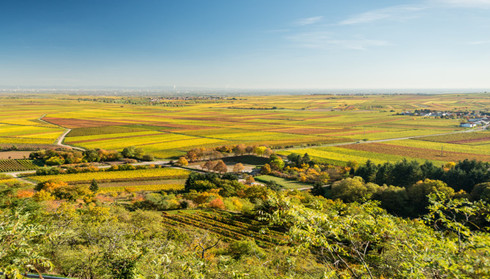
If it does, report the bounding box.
[90,179,99,193]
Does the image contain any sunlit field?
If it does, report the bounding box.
[0,93,488,164]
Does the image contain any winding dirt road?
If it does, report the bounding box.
[54,128,85,151]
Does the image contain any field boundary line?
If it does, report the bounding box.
[279,125,489,151]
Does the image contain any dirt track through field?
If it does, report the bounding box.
[40,115,86,151]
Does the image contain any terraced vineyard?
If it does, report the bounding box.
[162,210,288,248]
[0,159,37,172]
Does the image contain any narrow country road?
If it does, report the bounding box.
[39,114,85,151]
[3,116,487,186]
[4,171,37,185]
[54,128,85,151]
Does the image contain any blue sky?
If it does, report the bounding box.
[1,0,490,90]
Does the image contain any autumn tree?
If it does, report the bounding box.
[202,160,217,171]
[245,145,255,154]
[233,144,247,156]
[346,160,359,172]
[233,163,244,173]
[245,175,255,185]
[35,180,69,192]
[254,146,267,157]
[186,149,199,162]
[261,163,272,175]
[264,148,273,157]
[315,172,330,185]
[213,160,228,174]
[177,156,189,166]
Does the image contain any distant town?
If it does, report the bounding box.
[398,109,490,128]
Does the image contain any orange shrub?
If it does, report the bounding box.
[37,180,69,192]
[16,189,35,198]
[96,195,116,204]
[209,197,225,210]
[192,189,221,205]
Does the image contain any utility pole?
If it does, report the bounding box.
[441,145,444,157]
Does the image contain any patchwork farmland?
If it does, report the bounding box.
[0,94,488,165]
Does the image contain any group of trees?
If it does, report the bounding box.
[34,180,97,202]
[184,172,246,197]
[353,159,490,194]
[0,192,316,278]
[185,144,274,162]
[200,160,229,173]
[327,176,474,217]
[2,156,490,278]
[322,159,490,217]
[34,163,161,176]
[259,190,490,278]
[261,153,338,186]
[29,147,154,166]
[175,157,246,174]
[3,141,490,278]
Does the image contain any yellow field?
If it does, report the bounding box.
[30,168,190,183]
[0,94,488,164]
[98,184,184,193]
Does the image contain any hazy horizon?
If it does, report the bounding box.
[0,87,488,97]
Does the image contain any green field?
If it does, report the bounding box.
[255,175,313,190]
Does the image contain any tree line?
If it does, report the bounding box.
[29,146,154,166]
[185,144,274,162]
[353,159,489,194]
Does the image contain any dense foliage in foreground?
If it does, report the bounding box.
[1,176,490,279]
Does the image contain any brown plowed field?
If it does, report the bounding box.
[43,117,128,128]
[68,133,165,144]
[272,128,352,135]
[449,136,490,144]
